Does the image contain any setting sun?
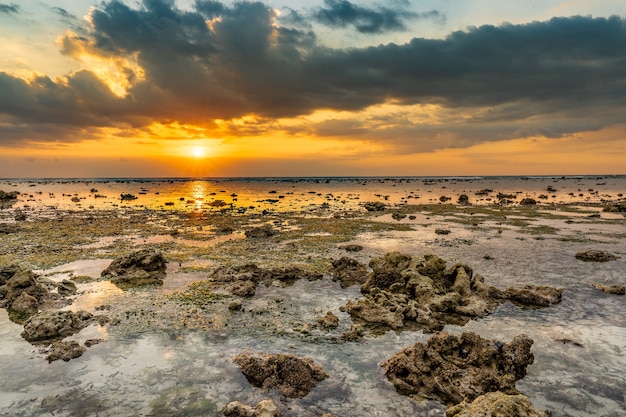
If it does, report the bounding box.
[191,147,205,158]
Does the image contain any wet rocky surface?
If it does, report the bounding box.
[101,249,168,289]
[446,391,552,417]
[0,177,625,417]
[574,250,619,262]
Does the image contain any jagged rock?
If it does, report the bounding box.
[57,279,77,295]
[210,264,322,288]
[101,249,167,288]
[592,283,625,295]
[316,311,339,329]
[341,252,562,333]
[575,250,619,262]
[228,300,243,312]
[9,292,40,316]
[382,332,535,406]
[222,399,282,417]
[46,340,86,363]
[21,310,94,343]
[446,391,552,417]
[232,353,328,398]
[0,190,19,208]
[231,280,257,297]
[331,257,368,288]
[245,224,278,238]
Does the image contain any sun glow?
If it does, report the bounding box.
[191,147,206,158]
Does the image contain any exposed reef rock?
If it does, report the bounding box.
[46,340,87,363]
[222,399,282,417]
[381,332,535,406]
[21,310,94,343]
[232,353,328,399]
[0,190,19,208]
[0,265,50,322]
[603,201,626,212]
[340,252,562,332]
[316,311,339,329]
[245,224,279,238]
[363,201,386,211]
[331,257,368,288]
[575,250,619,262]
[210,264,322,289]
[101,249,167,288]
[446,391,552,417]
[592,283,626,295]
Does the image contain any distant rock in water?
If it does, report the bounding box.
[232,352,328,398]
[245,224,278,238]
[519,198,537,206]
[575,250,619,262]
[381,332,535,406]
[592,283,625,295]
[120,193,138,201]
[101,249,167,289]
[363,201,386,211]
[457,194,470,205]
[0,190,19,208]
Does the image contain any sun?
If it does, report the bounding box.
[191,146,205,158]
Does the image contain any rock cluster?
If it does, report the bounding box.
[245,224,279,238]
[210,264,323,296]
[232,353,328,398]
[331,257,368,288]
[363,201,386,211]
[340,252,562,332]
[0,190,19,208]
[381,332,535,406]
[101,249,167,288]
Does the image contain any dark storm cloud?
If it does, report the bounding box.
[0,3,19,14]
[1,0,626,149]
[313,0,412,34]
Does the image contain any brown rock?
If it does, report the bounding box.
[446,391,552,417]
[503,286,563,307]
[222,399,281,417]
[21,310,94,343]
[592,283,625,295]
[46,340,86,363]
[382,332,535,406]
[316,311,339,329]
[245,224,278,238]
[233,353,328,398]
[331,257,368,288]
[101,249,167,288]
[231,280,257,297]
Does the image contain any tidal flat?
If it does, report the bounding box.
[0,176,625,417]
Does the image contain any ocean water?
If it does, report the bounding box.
[0,176,625,416]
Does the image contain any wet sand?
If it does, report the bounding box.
[0,176,625,416]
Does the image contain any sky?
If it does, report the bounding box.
[1,0,625,178]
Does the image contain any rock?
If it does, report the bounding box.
[222,399,282,417]
[381,332,535,406]
[101,249,167,288]
[245,224,278,238]
[0,190,19,208]
[231,280,257,297]
[84,338,104,347]
[0,266,50,322]
[316,311,339,329]
[592,283,626,295]
[446,391,552,417]
[575,250,619,262]
[340,244,363,252]
[340,252,562,333]
[331,257,368,288]
[21,310,94,343]
[439,195,451,202]
[435,229,450,235]
[46,340,86,363]
[603,201,626,212]
[57,279,77,295]
[502,286,563,307]
[71,196,80,203]
[457,194,470,205]
[210,264,322,288]
[228,300,243,311]
[120,193,138,200]
[391,212,407,221]
[520,198,537,205]
[363,201,386,211]
[232,353,328,398]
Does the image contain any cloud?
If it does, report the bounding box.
[313,0,412,34]
[1,0,625,153]
[0,3,19,14]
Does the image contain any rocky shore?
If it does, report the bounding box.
[0,177,625,416]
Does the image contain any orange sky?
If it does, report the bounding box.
[1,1,625,177]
